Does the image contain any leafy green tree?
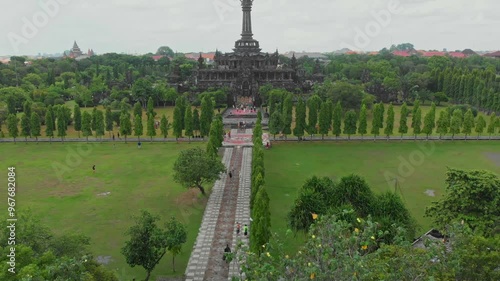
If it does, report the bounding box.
[160,114,170,139]
[486,113,496,139]
[426,168,500,237]
[105,107,113,138]
[7,114,19,143]
[23,100,32,119]
[82,111,92,142]
[412,107,422,139]
[462,109,475,139]
[121,210,168,281]
[399,102,409,140]
[73,104,82,138]
[450,109,463,139]
[56,107,67,141]
[269,110,283,139]
[120,113,132,143]
[173,147,226,196]
[332,101,342,139]
[164,217,187,272]
[293,97,306,140]
[343,110,357,140]
[192,108,200,136]
[200,96,214,138]
[173,106,183,140]
[318,102,330,139]
[250,186,271,254]
[95,110,105,141]
[437,111,450,139]
[133,102,142,119]
[45,110,54,142]
[134,114,143,141]
[184,105,193,140]
[147,114,156,141]
[358,104,368,139]
[384,104,395,139]
[434,92,449,106]
[30,112,41,142]
[21,113,31,142]
[307,95,321,136]
[475,115,486,139]
[147,97,156,118]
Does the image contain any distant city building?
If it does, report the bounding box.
[391,49,478,58]
[64,41,95,60]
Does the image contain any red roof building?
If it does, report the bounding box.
[392,50,411,57]
[422,51,446,57]
[449,52,466,58]
[483,51,500,58]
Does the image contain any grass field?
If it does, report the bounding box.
[264,141,500,252]
[0,142,208,280]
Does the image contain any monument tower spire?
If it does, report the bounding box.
[234,0,260,53]
[241,0,253,39]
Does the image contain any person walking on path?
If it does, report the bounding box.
[112,134,115,141]
[236,222,241,235]
[138,141,142,149]
[243,224,248,236]
[229,171,232,180]
[223,244,231,262]
[117,132,120,139]
[92,165,96,173]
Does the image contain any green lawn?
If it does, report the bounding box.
[0,142,208,280]
[264,141,500,253]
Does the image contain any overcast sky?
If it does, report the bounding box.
[1,0,499,56]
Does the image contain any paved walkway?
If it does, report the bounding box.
[185,130,253,281]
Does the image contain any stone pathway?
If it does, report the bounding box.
[185,130,253,281]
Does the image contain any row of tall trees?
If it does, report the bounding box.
[250,113,271,254]
[172,96,213,140]
[267,92,500,140]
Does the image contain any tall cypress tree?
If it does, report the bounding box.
[95,110,105,141]
[358,104,367,139]
[332,101,342,139]
[462,109,475,140]
[437,111,450,139]
[120,113,132,143]
[133,102,142,119]
[282,93,293,138]
[378,102,385,128]
[412,108,422,139]
[147,114,156,142]
[134,114,143,141]
[384,104,395,140]
[21,113,31,142]
[7,114,19,143]
[184,105,193,141]
[307,95,321,136]
[105,107,113,137]
[147,97,156,118]
[173,106,183,140]
[450,109,463,140]
[45,110,54,142]
[422,111,434,140]
[91,107,98,132]
[74,104,82,138]
[160,114,170,139]
[250,186,271,254]
[56,107,67,142]
[399,102,409,140]
[486,113,496,139]
[293,97,306,140]
[30,112,41,143]
[343,110,357,140]
[200,97,213,138]
[82,111,92,142]
[318,102,330,139]
[475,115,486,139]
[192,108,200,137]
[371,103,381,141]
